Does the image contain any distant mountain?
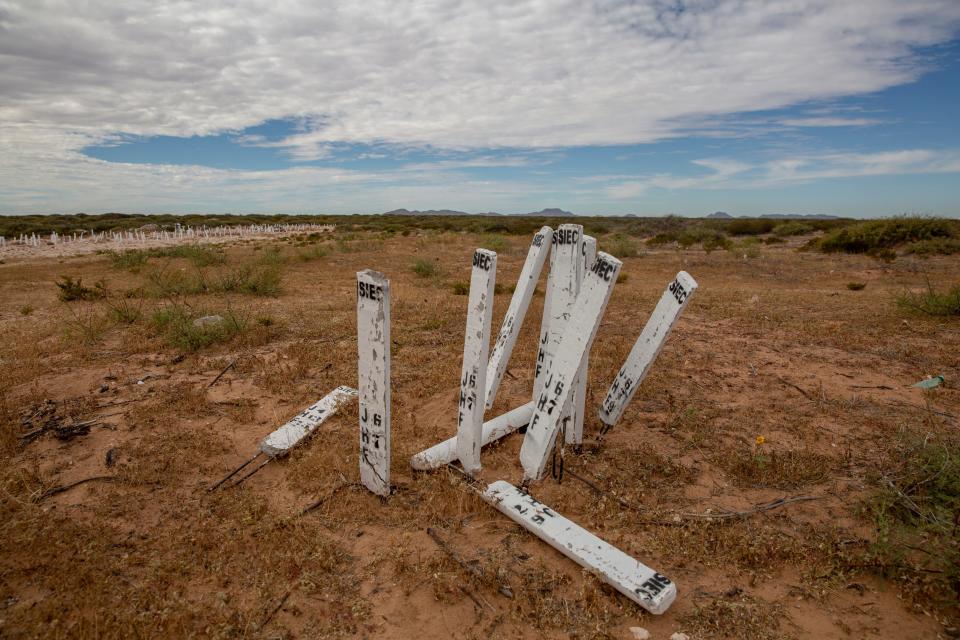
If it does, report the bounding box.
[520,207,574,217]
[381,207,573,217]
[759,213,839,220]
[706,211,732,219]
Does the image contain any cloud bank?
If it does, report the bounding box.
[1,0,959,212]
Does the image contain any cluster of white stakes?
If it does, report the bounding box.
[0,223,335,251]
[210,223,697,615]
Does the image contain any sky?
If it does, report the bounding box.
[1,1,960,217]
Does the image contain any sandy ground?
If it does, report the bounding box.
[0,228,957,639]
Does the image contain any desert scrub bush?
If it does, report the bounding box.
[18,305,33,315]
[479,233,510,254]
[451,280,469,295]
[816,216,957,256]
[103,294,144,324]
[897,282,960,316]
[216,263,282,296]
[56,275,107,301]
[296,244,329,261]
[410,258,439,278]
[715,446,831,489]
[107,249,150,270]
[727,237,762,258]
[772,221,814,237]
[150,305,248,351]
[904,237,960,257]
[847,282,867,291]
[862,431,960,610]
[725,218,777,236]
[604,233,638,257]
[149,243,226,267]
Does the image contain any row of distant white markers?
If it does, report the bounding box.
[212,223,696,615]
[352,224,697,615]
[0,223,335,249]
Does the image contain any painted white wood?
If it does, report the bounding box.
[485,227,553,409]
[409,401,534,470]
[568,234,597,445]
[533,224,585,401]
[482,480,676,614]
[456,249,498,475]
[598,271,698,427]
[357,269,391,496]
[259,386,358,456]
[520,252,621,481]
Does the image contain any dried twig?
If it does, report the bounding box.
[257,588,292,631]
[39,475,115,500]
[564,467,647,513]
[207,360,236,388]
[777,377,813,401]
[299,482,361,516]
[427,527,513,598]
[679,495,823,521]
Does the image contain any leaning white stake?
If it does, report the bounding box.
[410,401,534,470]
[260,386,358,456]
[568,234,597,446]
[357,269,391,496]
[599,271,698,427]
[208,386,358,491]
[482,480,676,614]
[456,249,497,475]
[520,252,621,481]
[485,227,552,408]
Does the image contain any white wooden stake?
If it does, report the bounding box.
[520,253,621,481]
[259,386,357,456]
[533,224,585,401]
[599,271,698,427]
[357,269,391,496]
[456,249,497,475]
[568,234,597,446]
[482,480,676,614]
[485,227,553,408]
[410,401,534,470]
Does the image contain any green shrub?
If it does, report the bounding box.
[296,245,329,261]
[763,236,786,245]
[479,234,510,254]
[897,283,960,316]
[817,217,957,256]
[904,237,960,257]
[773,221,814,237]
[150,244,226,267]
[19,304,33,315]
[725,218,777,236]
[846,282,867,291]
[451,281,469,295]
[107,249,150,270]
[150,305,248,351]
[605,233,638,258]
[411,258,439,278]
[56,276,107,301]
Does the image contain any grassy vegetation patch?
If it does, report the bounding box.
[56,275,107,301]
[897,282,960,316]
[150,305,249,351]
[715,447,832,489]
[410,258,440,278]
[815,216,958,256]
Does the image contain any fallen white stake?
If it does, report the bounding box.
[410,401,534,470]
[520,253,622,481]
[457,248,497,475]
[485,227,552,408]
[568,234,597,446]
[598,271,698,427]
[357,269,391,496]
[482,480,676,614]
[259,386,358,456]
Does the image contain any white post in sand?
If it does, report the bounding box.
[456,249,497,475]
[568,234,597,446]
[485,227,552,408]
[520,253,621,482]
[357,270,391,496]
[598,271,698,427]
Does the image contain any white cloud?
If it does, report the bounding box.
[779,117,884,127]
[1,0,959,211]
[604,148,960,198]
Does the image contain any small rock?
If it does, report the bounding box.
[193,314,223,327]
[630,628,651,640]
[670,633,690,640]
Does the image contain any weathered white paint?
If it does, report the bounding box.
[259,386,358,457]
[485,227,553,409]
[357,269,391,496]
[533,224,585,402]
[482,480,676,614]
[520,252,622,481]
[457,249,497,475]
[409,401,534,470]
[568,234,597,445]
[598,271,697,426]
